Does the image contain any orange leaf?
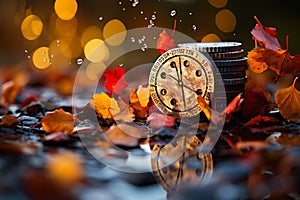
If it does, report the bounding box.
[41,109,74,134]
[275,77,300,122]
[0,115,20,127]
[130,90,148,118]
[136,85,150,107]
[90,92,120,119]
[156,20,176,54]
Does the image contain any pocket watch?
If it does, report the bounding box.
[149,47,215,117]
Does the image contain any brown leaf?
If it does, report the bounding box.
[130,90,148,118]
[113,97,135,122]
[41,109,74,134]
[276,133,300,147]
[0,115,20,127]
[275,77,300,122]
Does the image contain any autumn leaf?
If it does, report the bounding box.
[0,115,20,127]
[90,92,120,119]
[156,20,176,54]
[242,82,272,120]
[41,109,75,134]
[251,16,281,51]
[130,90,148,118]
[146,112,176,128]
[104,67,128,96]
[113,97,135,122]
[46,151,84,185]
[275,77,300,122]
[136,85,150,107]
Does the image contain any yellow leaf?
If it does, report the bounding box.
[275,77,300,121]
[90,92,120,119]
[136,85,150,107]
[46,151,84,185]
[41,109,74,134]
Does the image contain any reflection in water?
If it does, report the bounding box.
[151,135,213,195]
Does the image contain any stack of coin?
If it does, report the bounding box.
[177,42,247,110]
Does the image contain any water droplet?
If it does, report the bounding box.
[122,7,126,11]
[98,16,103,21]
[192,24,197,31]
[144,17,147,20]
[43,58,47,63]
[132,0,139,7]
[189,12,193,16]
[153,11,157,14]
[119,63,124,67]
[24,49,28,53]
[151,15,156,20]
[50,54,54,58]
[143,43,148,49]
[118,1,122,5]
[141,36,146,41]
[170,9,176,17]
[27,55,31,59]
[140,10,144,15]
[42,51,46,55]
[130,37,135,42]
[141,47,146,51]
[77,58,83,65]
[153,36,156,40]
[137,39,142,44]
[179,19,182,23]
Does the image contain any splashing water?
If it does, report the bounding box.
[98,16,103,21]
[170,10,176,17]
[130,37,135,42]
[132,0,139,7]
[76,58,83,65]
[192,24,197,31]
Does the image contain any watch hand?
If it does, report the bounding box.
[167,74,179,82]
[178,56,186,109]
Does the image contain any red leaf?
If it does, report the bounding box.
[146,112,176,128]
[156,20,176,54]
[251,16,281,51]
[104,67,128,96]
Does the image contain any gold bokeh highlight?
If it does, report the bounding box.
[54,0,78,20]
[103,19,127,46]
[84,39,109,63]
[55,17,78,37]
[32,47,50,69]
[49,39,72,68]
[215,9,236,33]
[201,33,221,42]
[208,0,228,8]
[81,26,102,48]
[86,62,106,80]
[21,15,43,40]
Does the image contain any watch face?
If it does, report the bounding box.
[149,48,215,117]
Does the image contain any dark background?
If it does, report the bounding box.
[0,0,299,66]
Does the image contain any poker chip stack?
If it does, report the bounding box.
[178,42,247,111]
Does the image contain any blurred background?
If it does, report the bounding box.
[0,0,299,95]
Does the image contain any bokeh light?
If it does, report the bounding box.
[103,19,127,46]
[80,26,102,48]
[21,15,43,41]
[55,17,78,37]
[49,39,72,68]
[54,0,78,20]
[32,47,50,69]
[208,0,228,8]
[215,9,236,33]
[201,33,221,42]
[86,62,106,80]
[84,39,109,63]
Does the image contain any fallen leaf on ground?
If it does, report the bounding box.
[136,85,150,107]
[275,77,300,122]
[41,109,74,134]
[146,112,176,128]
[244,115,279,127]
[130,90,148,118]
[0,115,20,127]
[46,151,84,185]
[113,97,135,122]
[104,67,128,96]
[90,92,120,119]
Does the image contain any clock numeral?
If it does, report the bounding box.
[160,72,167,79]
[170,61,176,68]
[196,89,203,95]
[170,98,177,106]
[183,60,190,67]
[195,70,202,77]
[160,89,167,95]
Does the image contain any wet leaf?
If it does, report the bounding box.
[105,123,148,147]
[104,67,128,96]
[146,112,176,128]
[41,109,74,134]
[46,151,84,185]
[244,115,279,127]
[275,77,300,122]
[130,90,148,118]
[276,134,300,147]
[0,115,20,127]
[136,85,150,107]
[90,92,120,119]
[113,97,135,122]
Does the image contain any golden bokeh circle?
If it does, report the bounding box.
[84,39,110,63]
[32,47,50,69]
[21,15,43,41]
[103,19,127,46]
[201,33,221,42]
[215,9,236,33]
[208,0,228,8]
[54,0,78,20]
